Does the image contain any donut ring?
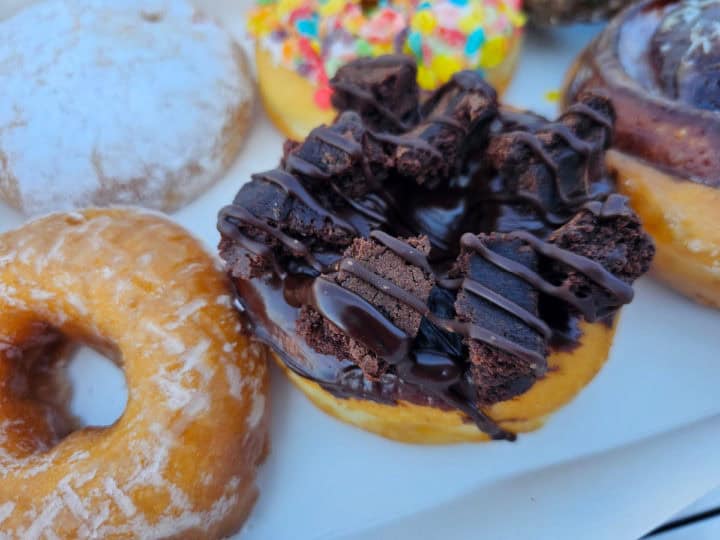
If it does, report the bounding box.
[0,209,269,538]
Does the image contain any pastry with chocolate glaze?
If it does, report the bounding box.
[563,0,720,309]
[218,56,654,444]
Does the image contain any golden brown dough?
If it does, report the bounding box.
[0,208,269,538]
[275,319,616,444]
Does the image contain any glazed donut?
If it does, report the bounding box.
[248,0,525,140]
[217,57,654,444]
[0,0,254,215]
[0,209,269,538]
[563,0,720,308]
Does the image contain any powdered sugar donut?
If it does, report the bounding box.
[0,0,254,215]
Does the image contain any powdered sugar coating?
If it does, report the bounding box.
[0,0,254,215]
[0,208,269,538]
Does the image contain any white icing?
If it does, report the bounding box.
[29,290,55,301]
[225,363,245,400]
[146,322,186,355]
[0,0,253,215]
[216,294,232,307]
[247,393,266,429]
[103,478,137,518]
[166,298,208,330]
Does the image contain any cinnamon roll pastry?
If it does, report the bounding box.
[563,0,720,308]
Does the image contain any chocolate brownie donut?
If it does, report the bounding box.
[218,56,654,443]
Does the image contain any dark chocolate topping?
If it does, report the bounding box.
[460,231,634,322]
[489,95,614,219]
[388,72,498,188]
[330,55,419,133]
[563,0,720,187]
[219,55,654,440]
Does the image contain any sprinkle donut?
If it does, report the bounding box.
[0,209,268,538]
[249,0,525,139]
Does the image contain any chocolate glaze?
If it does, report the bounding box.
[333,252,547,370]
[563,0,720,188]
[219,57,654,440]
[460,231,633,322]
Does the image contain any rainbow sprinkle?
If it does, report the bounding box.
[249,0,525,108]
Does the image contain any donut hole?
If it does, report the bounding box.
[1,326,127,457]
[66,345,128,430]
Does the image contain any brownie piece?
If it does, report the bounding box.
[284,111,390,198]
[297,306,388,378]
[330,55,420,132]
[218,173,355,279]
[547,194,655,318]
[297,235,434,379]
[386,71,498,188]
[489,94,614,214]
[453,233,548,405]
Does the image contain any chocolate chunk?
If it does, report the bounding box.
[218,173,355,279]
[547,194,655,317]
[453,233,547,405]
[489,94,614,214]
[296,306,385,378]
[330,55,420,132]
[284,111,390,198]
[382,71,498,188]
[338,235,434,335]
[297,235,434,379]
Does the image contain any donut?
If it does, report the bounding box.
[0,209,269,538]
[217,56,654,444]
[563,0,720,309]
[0,0,254,216]
[248,0,525,140]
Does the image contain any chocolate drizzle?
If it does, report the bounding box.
[305,277,411,365]
[219,56,654,440]
[218,204,322,274]
[255,169,356,233]
[455,278,552,340]
[369,230,434,274]
[330,54,419,132]
[333,251,547,370]
[460,232,633,322]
